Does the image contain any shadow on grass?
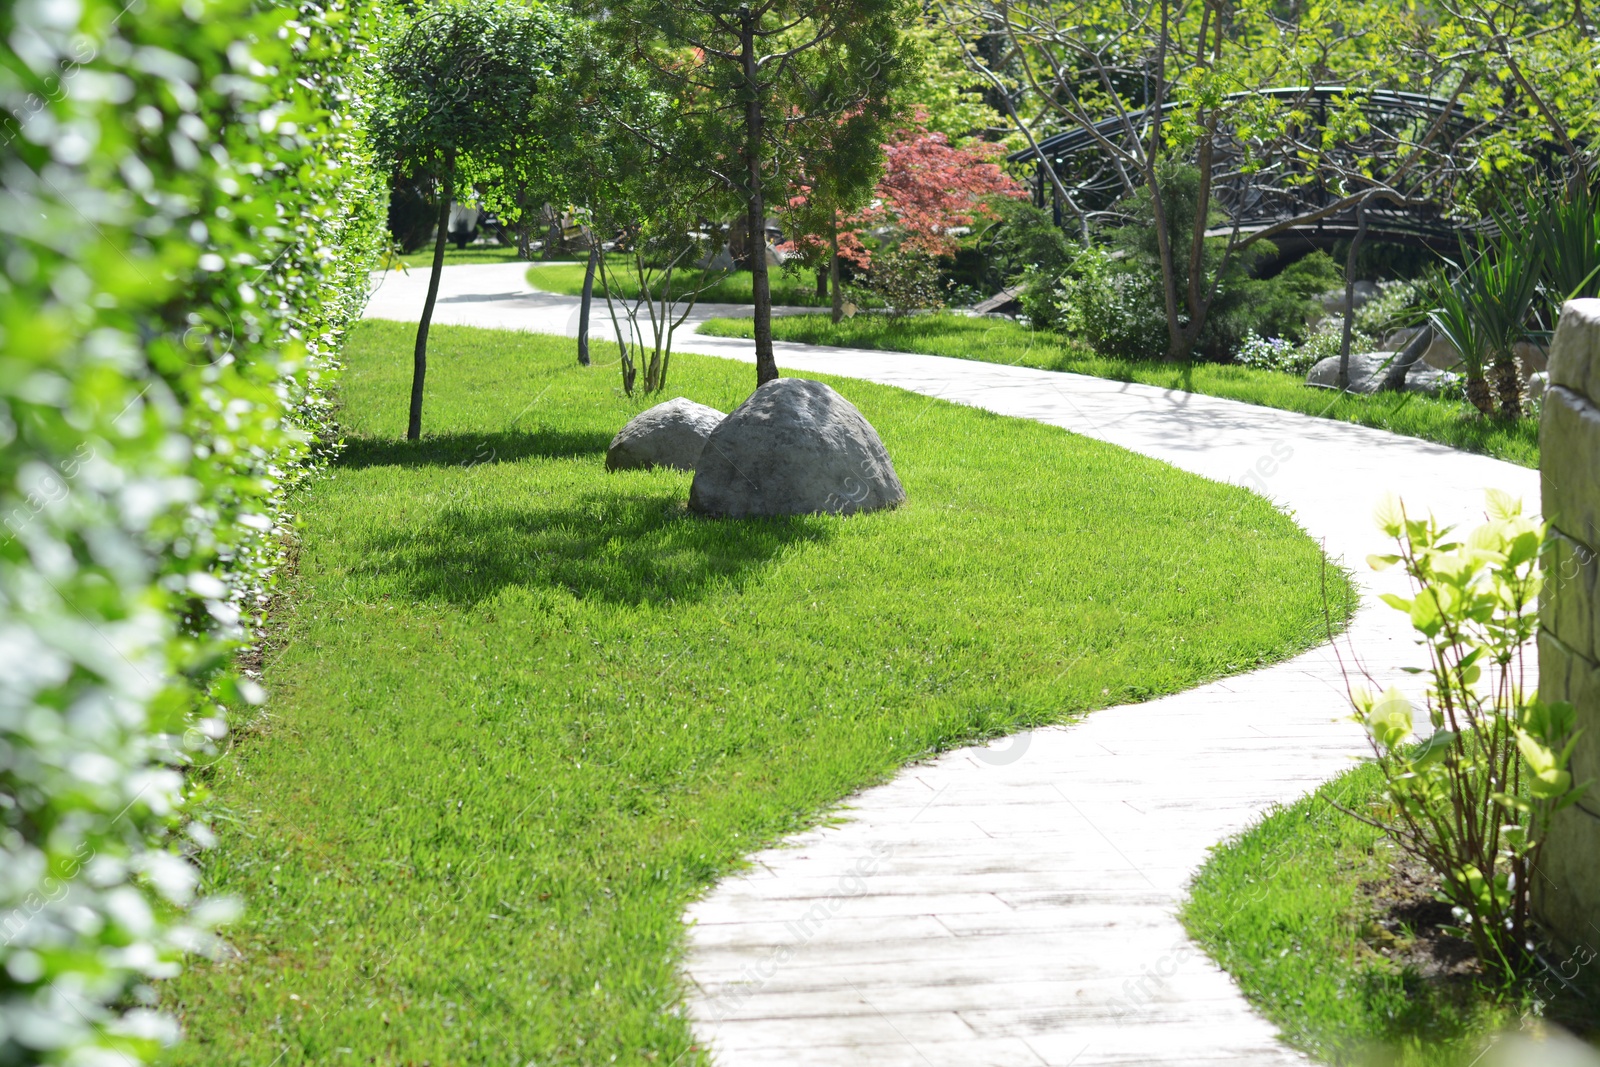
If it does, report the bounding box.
[339,430,613,470]
[365,491,836,607]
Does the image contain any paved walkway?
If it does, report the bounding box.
[365,263,1540,1066]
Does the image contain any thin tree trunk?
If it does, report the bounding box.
[829,220,843,325]
[815,267,827,301]
[740,6,778,385]
[578,238,598,366]
[1380,323,1433,392]
[1493,352,1522,418]
[410,164,453,441]
[1338,197,1370,390]
[1148,0,1188,362]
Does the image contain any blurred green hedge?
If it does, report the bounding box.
[0,0,382,1060]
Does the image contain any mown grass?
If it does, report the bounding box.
[698,313,1541,468]
[1183,763,1554,1066]
[388,244,553,268]
[162,320,1357,1065]
[527,262,835,306]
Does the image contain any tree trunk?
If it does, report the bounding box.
[829,220,843,325]
[1380,324,1433,392]
[1338,198,1370,390]
[1492,354,1522,418]
[542,207,562,260]
[578,239,598,366]
[740,6,778,385]
[1169,12,1225,364]
[815,267,827,301]
[1148,166,1187,362]
[1465,372,1496,415]
[410,163,453,441]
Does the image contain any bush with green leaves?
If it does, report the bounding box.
[1353,278,1422,338]
[0,0,382,1060]
[1353,491,1587,980]
[1235,331,1313,373]
[1201,250,1345,359]
[1050,243,1168,358]
[1046,199,1343,361]
[864,247,946,314]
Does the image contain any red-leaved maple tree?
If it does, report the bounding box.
[786,120,1024,268]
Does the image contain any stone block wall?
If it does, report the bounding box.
[1536,298,1600,950]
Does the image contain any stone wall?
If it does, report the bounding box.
[1536,297,1600,950]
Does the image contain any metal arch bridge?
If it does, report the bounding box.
[1010,87,1520,250]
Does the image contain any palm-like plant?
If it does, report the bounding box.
[1524,178,1600,323]
[1426,265,1494,416]
[1470,230,1543,419]
[1428,231,1543,420]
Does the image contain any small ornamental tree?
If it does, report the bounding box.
[784,121,1024,316]
[618,0,912,385]
[866,125,1025,259]
[371,0,577,439]
[778,110,890,321]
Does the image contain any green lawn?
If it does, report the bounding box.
[388,244,546,268]
[698,313,1541,468]
[162,320,1357,1065]
[1182,763,1581,1065]
[527,262,834,306]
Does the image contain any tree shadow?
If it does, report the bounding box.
[362,490,836,607]
[339,429,613,471]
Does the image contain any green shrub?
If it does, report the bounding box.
[1235,331,1317,374]
[865,247,947,314]
[984,198,1074,310]
[0,0,382,1061]
[1051,244,1168,358]
[1355,278,1424,337]
[1041,166,1344,362]
[1356,491,1587,980]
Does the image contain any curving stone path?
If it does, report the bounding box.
[365,262,1540,1066]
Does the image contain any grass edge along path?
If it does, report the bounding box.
[527,262,837,307]
[1181,762,1564,1066]
[698,313,1540,469]
[162,320,1359,1065]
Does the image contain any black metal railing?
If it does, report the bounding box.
[1011,87,1515,246]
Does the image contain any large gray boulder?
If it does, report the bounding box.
[689,378,905,518]
[606,397,725,472]
[1306,351,1454,396]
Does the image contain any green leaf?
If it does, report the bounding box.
[1413,729,1457,767]
[1374,492,1404,537]
[1379,593,1412,613]
[1484,488,1520,520]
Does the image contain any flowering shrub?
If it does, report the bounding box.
[1234,331,1305,372]
[0,0,382,1060]
[1290,320,1380,369]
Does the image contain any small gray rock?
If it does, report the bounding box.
[689,378,905,518]
[606,397,725,472]
[1305,351,1454,396]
